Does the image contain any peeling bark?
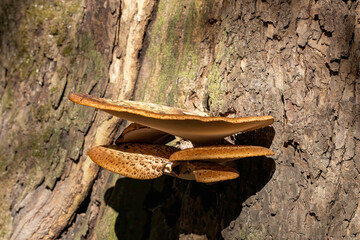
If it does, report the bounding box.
[0,0,359,239]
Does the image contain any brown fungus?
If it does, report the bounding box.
[87,143,241,182]
[170,145,274,163]
[69,93,274,144]
[88,144,178,179]
[70,93,275,183]
[174,161,240,183]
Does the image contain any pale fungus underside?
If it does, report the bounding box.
[115,123,175,145]
[69,92,275,183]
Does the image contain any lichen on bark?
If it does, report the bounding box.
[0,0,359,239]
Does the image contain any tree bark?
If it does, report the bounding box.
[0,0,359,239]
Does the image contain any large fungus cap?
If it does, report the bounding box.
[170,145,274,163]
[88,144,178,179]
[69,93,274,144]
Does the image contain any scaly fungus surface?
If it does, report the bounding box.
[70,93,274,182]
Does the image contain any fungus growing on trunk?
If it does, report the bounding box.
[69,93,273,144]
[69,93,274,183]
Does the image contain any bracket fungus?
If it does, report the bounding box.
[88,144,240,183]
[69,93,274,183]
[69,93,273,144]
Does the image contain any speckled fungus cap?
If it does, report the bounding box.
[88,143,274,182]
[88,143,243,182]
[88,144,178,179]
[69,93,274,144]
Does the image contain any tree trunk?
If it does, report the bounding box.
[0,0,359,239]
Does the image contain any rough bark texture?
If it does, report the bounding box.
[0,0,359,239]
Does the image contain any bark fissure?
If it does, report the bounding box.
[0,0,359,239]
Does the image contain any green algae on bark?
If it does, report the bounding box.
[136,0,215,108]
